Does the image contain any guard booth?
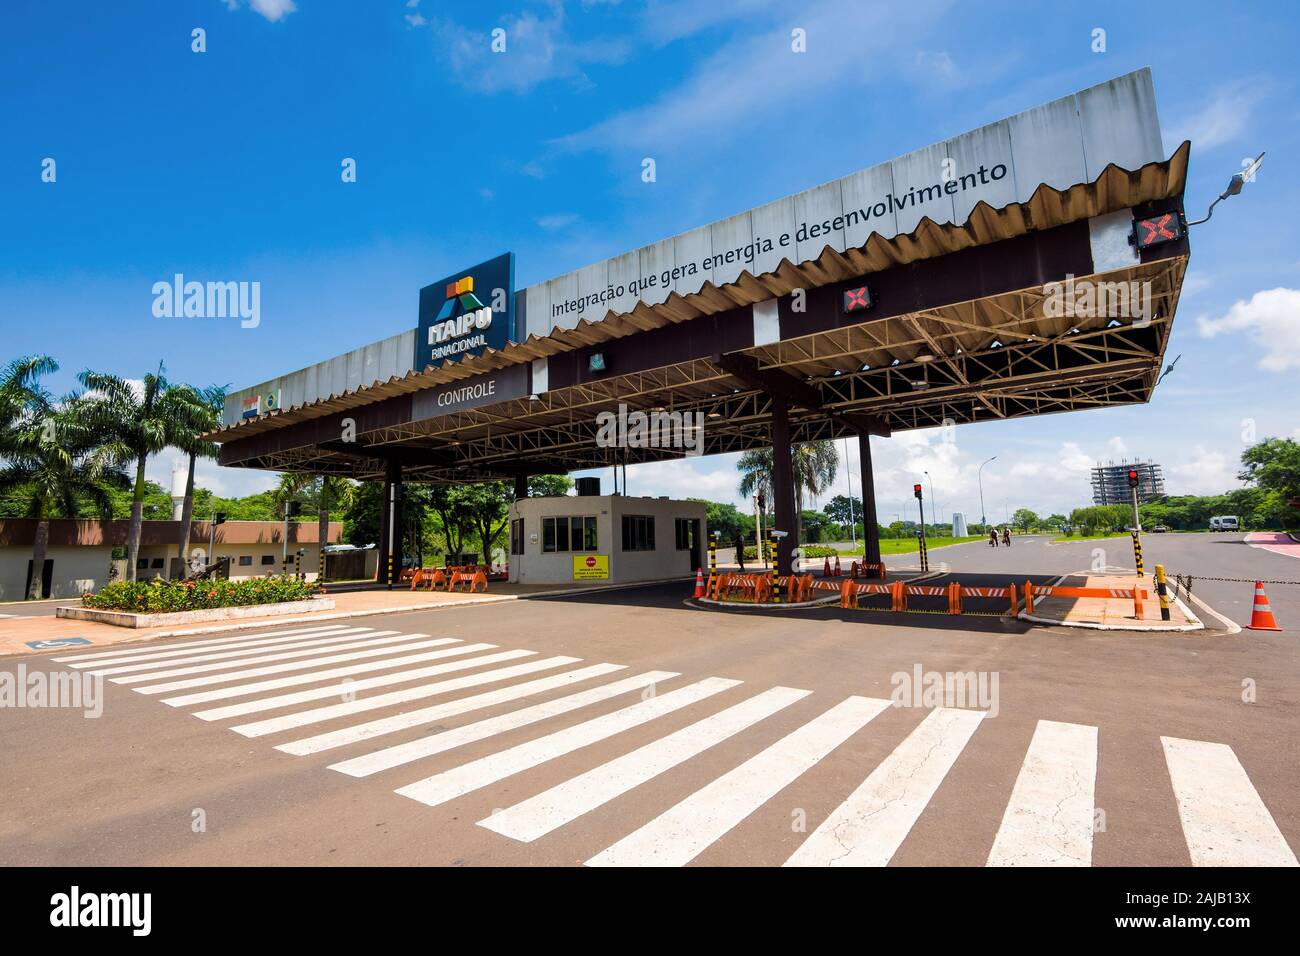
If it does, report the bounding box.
[508,481,707,586]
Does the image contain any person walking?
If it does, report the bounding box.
[989,528,999,548]
[1002,527,1011,548]
[734,532,746,571]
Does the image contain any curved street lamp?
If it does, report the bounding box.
[978,456,997,530]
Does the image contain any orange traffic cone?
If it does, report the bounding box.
[834,556,842,577]
[823,557,831,577]
[1247,581,1282,631]
[693,568,705,599]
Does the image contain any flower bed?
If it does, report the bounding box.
[82,576,319,613]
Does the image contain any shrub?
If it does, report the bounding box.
[83,576,318,613]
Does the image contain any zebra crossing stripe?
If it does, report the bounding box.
[328,670,679,778]
[153,644,518,706]
[481,685,810,843]
[587,695,890,868]
[395,677,742,808]
[118,635,454,688]
[986,720,1097,866]
[275,663,627,755]
[104,632,426,686]
[198,654,576,725]
[54,624,360,664]
[1161,736,1298,867]
[784,706,985,867]
[224,655,582,736]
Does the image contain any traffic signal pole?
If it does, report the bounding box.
[1128,469,1144,578]
[914,483,929,573]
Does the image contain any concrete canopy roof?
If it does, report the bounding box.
[210,141,1191,483]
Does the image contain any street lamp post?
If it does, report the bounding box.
[978,456,997,531]
[924,470,940,535]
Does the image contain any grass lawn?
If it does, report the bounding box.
[816,536,987,556]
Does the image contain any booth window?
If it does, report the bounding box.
[261,555,276,566]
[510,518,524,556]
[622,515,655,551]
[675,518,694,550]
[238,555,253,566]
[542,516,597,553]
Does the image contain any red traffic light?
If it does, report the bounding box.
[1128,469,1140,488]
[913,483,923,498]
[1132,212,1184,250]
[842,285,873,314]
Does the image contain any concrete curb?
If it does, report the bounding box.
[56,596,336,628]
[9,577,695,652]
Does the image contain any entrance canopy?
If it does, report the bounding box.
[207,70,1190,486]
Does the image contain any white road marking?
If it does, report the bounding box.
[100,632,431,686]
[784,706,986,867]
[276,663,627,755]
[197,654,577,725]
[152,644,515,704]
[587,695,890,868]
[223,655,580,735]
[481,685,809,843]
[1161,736,1298,867]
[329,670,679,778]
[82,629,405,676]
[395,677,741,808]
[115,634,452,686]
[986,720,1097,866]
[53,624,359,664]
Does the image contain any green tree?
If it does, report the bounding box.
[0,398,130,598]
[277,472,357,580]
[77,364,202,581]
[1240,438,1300,527]
[460,482,514,566]
[736,440,839,545]
[528,474,573,498]
[823,493,863,529]
[172,384,227,575]
[1012,508,1039,533]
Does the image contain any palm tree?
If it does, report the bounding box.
[0,355,58,442]
[0,397,130,599]
[274,472,355,580]
[172,384,228,576]
[76,364,196,581]
[736,440,839,545]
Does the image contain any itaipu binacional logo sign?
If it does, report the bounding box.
[415,252,515,370]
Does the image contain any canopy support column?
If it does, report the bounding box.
[377,459,403,588]
[770,397,797,576]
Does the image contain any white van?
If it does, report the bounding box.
[1209,516,1240,532]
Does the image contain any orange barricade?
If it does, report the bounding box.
[409,568,446,591]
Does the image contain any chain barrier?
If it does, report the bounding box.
[1171,573,1300,603]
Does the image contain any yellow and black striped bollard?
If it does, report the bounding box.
[1155,563,1170,621]
[1132,530,1144,578]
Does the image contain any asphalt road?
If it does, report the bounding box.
[1,533,1295,867]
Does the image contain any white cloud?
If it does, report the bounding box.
[405,13,427,28]
[1197,287,1300,371]
[1167,79,1263,150]
[429,1,630,94]
[226,0,297,22]
[536,213,580,231]
[1168,445,1239,496]
[554,0,954,155]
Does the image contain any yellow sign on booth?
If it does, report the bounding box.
[572,554,609,580]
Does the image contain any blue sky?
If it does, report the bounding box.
[3,0,1298,522]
